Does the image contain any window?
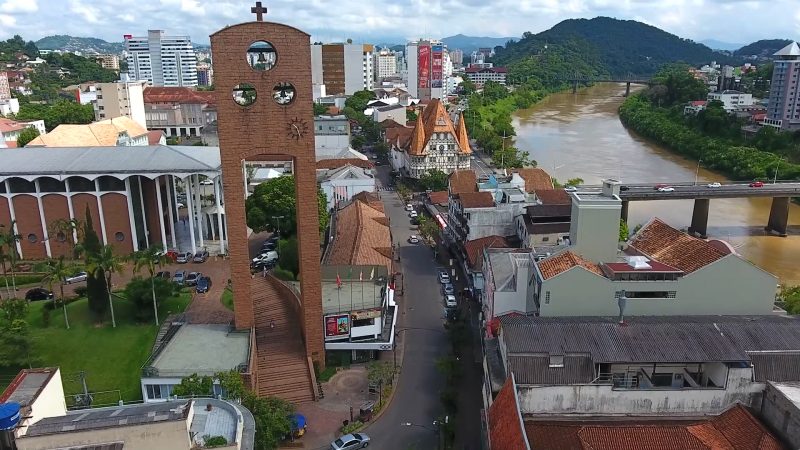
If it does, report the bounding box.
[146,384,171,399]
[625,291,677,299]
[27,233,38,243]
[545,291,551,304]
[541,236,549,242]
[549,355,564,368]
[115,232,125,242]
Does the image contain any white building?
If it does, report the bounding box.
[406,39,450,100]
[311,43,374,95]
[374,47,397,80]
[465,66,508,87]
[124,30,198,87]
[318,164,376,210]
[707,90,754,112]
[95,81,147,128]
[0,118,46,147]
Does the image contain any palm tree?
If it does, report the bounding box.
[0,221,21,297]
[132,245,166,326]
[42,256,77,330]
[87,245,123,328]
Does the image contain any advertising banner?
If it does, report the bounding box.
[325,314,350,339]
[418,45,430,89]
[431,45,443,88]
[351,308,382,321]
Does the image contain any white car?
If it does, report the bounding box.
[199,179,213,185]
[657,187,675,192]
[252,250,278,264]
[438,270,450,284]
[405,204,414,211]
[409,211,418,218]
[445,294,457,308]
[707,182,722,188]
[176,202,186,209]
[330,433,370,449]
[564,186,578,192]
[408,235,420,244]
[64,271,87,284]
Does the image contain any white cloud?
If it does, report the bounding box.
[69,0,99,23]
[0,13,16,27]
[0,0,37,13]
[117,13,135,23]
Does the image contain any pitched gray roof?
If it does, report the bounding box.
[500,315,800,365]
[749,352,800,382]
[0,145,221,181]
[508,355,595,385]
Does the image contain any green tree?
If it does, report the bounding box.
[312,103,328,115]
[0,299,32,367]
[0,221,21,298]
[15,127,40,147]
[242,391,294,450]
[419,169,449,191]
[351,134,366,149]
[245,176,329,235]
[131,245,167,326]
[124,277,176,323]
[215,370,246,401]
[344,90,377,114]
[277,237,299,278]
[619,219,630,242]
[647,63,709,106]
[172,373,213,397]
[15,100,94,131]
[492,145,534,169]
[406,109,418,122]
[42,256,78,329]
[459,77,476,95]
[417,215,439,242]
[87,245,123,328]
[79,206,109,320]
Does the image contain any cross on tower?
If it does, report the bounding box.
[251,1,267,21]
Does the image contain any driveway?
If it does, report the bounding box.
[362,189,450,449]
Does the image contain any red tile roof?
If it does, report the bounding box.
[535,189,570,205]
[464,236,511,269]
[0,117,27,133]
[537,251,604,280]
[458,191,495,208]
[526,405,784,450]
[488,377,528,450]
[143,87,216,105]
[326,199,392,268]
[691,100,708,107]
[629,218,728,274]
[385,125,414,148]
[449,170,477,194]
[147,130,165,145]
[427,190,449,205]
[406,98,470,156]
[603,261,683,273]
[514,168,553,192]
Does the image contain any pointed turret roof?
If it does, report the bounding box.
[774,41,800,58]
[456,112,472,154]
[408,115,427,155]
[407,98,461,155]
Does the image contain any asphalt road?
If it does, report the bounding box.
[365,166,450,449]
[575,181,800,201]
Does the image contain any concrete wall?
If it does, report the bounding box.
[16,419,191,450]
[760,383,800,450]
[466,203,529,241]
[321,176,376,210]
[569,196,621,262]
[537,255,776,317]
[517,366,762,415]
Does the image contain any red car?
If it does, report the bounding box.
[749,181,764,188]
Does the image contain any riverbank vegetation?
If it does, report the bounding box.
[619,65,800,181]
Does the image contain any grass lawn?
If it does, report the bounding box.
[1,291,192,404]
[221,286,234,311]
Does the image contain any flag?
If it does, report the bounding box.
[370,267,375,280]
[336,272,342,288]
[359,269,363,282]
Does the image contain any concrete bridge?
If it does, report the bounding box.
[579,181,800,238]
[558,75,652,95]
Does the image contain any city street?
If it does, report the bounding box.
[364,166,450,449]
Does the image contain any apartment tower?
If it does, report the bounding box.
[311,43,374,95]
[124,30,198,87]
[765,41,800,130]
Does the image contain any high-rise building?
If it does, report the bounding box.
[406,39,450,100]
[764,41,800,131]
[310,43,374,95]
[0,71,10,100]
[374,47,397,80]
[196,62,213,86]
[449,49,463,67]
[94,81,147,128]
[124,30,198,87]
[94,54,120,71]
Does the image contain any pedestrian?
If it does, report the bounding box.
[270,319,275,330]
[262,266,267,278]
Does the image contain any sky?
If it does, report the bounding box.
[0,0,797,46]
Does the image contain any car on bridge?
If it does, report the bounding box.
[707,182,722,188]
[657,186,675,192]
[749,181,764,188]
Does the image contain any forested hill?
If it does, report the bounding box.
[734,39,793,58]
[492,17,737,77]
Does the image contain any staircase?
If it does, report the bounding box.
[251,276,315,404]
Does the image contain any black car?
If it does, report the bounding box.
[26,287,54,301]
[196,276,212,293]
[620,185,630,191]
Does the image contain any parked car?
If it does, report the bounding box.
[251,259,276,271]
[443,283,455,295]
[707,182,722,188]
[330,433,370,449]
[199,179,213,185]
[185,272,201,286]
[196,276,212,293]
[176,252,192,263]
[654,183,669,190]
[620,185,630,191]
[405,204,414,211]
[438,270,450,284]
[409,211,418,219]
[410,217,419,226]
[176,202,186,209]
[64,271,87,284]
[252,250,279,264]
[193,250,209,263]
[156,271,171,279]
[749,181,764,188]
[173,270,186,285]
[25,287,53,301]
[657,186,675,192]
[445,294,457,308]
[564,186,578,192]
[408,235,420,244]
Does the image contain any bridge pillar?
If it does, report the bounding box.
[621,200,629,223]
[688,198,710,239]
[765,197,790,237]
[625,82,631,97]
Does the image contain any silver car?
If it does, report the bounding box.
[64,271,87,284]
[330,433,370,449]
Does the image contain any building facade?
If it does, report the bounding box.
[311,43,374,95]
[374,47,397,80]
[95,81,147,128]
[93,53,120,71]
[406,39,451,100]
[124,30,198,87]
[465,65,507,87]
[0,71,10,100]
[764,41,800,130]
[143,87,217,137]
[318,164,376,210]
[449,49,463,67]
[707,90,753,112]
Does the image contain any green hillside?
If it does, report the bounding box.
[734,39,793,58]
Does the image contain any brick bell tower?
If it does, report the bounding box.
[210,2,324,367]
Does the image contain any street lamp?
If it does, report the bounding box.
[694,159,703,185]
[271,215,285,236]
[773,157,786,184]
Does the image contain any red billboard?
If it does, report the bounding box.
[431,45,443,88]
[418,45,430,89]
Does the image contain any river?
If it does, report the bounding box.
[512,83,800,285]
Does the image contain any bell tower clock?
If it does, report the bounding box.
[210,3,324,368]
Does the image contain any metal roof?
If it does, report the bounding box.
[0,145,221,182]
[508,355,594,385]
[500,315,800,365]
[749,352,800,382]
